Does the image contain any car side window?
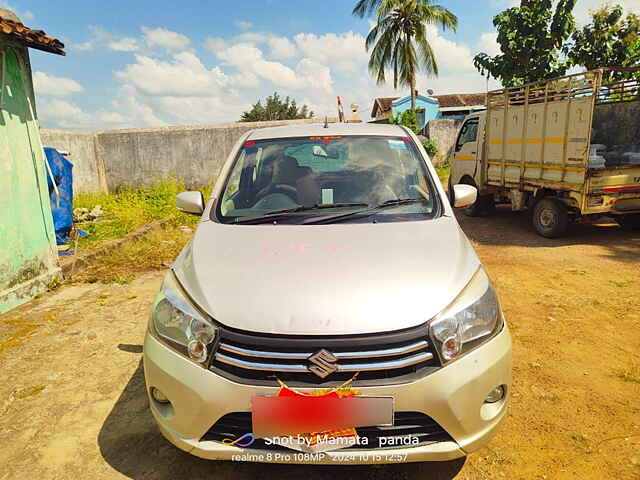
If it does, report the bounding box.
[455,118,479,152]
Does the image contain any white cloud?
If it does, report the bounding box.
[42,85,173,130]
[72,41,94,52]
[38,22,506,129]
[109,85,165,127]
[70,26,141,52]
[204,36,229,53]
[228,32,298,59]
[38,99,89,126]
[107,37,140,52]
[294,31,368,75]
[266,36,297,59]
[477,32,500,57]
[115,52,229,97]
[0,1,33,21]
[142,26,191,51]
[424,26,475,73]
[234,20,253,31]
[216,43,333,92]
[33,71,84,96]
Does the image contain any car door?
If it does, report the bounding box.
[450,116,480,187]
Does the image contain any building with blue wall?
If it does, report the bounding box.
[371,92,487,131]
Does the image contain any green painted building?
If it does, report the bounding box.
[0,9,66,313]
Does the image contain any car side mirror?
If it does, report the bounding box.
[451,184,477,208]
[176,191,205,215]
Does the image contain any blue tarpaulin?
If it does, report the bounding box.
[44,147,74,245]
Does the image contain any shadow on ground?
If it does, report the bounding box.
[98,360,466,480]
[456,206,640,263]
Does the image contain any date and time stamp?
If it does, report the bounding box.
[231,452,409,463]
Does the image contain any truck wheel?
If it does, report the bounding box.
[532,198,569,238]
[615,214,640,231]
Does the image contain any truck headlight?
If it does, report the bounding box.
[430,268,502,363]
[150,271,217,364]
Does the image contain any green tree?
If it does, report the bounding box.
[353,0,457,110]
[568,5,640,82]
[239,92,314,122]
[473,0,576,87]
[391,108,421,134]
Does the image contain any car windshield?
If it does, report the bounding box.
[216,135,439,223]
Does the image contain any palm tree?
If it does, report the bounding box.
[353,0,458,110]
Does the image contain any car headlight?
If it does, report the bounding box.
[429,268,502,364]
[150,271,218,364]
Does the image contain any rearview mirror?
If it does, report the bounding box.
[176,191,205,215]
[451,184,478,208]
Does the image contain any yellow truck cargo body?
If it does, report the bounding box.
[481,69,640,215]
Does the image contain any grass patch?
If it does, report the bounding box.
[615,363,640,384]
[73,179,209,247]
[435,162,451,186]
[73,224,193,284]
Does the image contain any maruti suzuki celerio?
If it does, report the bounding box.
[143,122,512,464]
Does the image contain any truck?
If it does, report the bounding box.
[448,68,640,237]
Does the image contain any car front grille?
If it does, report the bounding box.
[208,323,440,386]
[201,412,452,450]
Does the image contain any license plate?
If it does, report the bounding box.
[251,395,394,438]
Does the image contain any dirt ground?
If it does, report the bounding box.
[0,208,638,480]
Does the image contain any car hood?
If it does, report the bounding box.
[173,217,480,335]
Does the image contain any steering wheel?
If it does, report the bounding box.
[256,184,298,203]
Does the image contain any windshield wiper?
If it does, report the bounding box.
[232,202,368,224]
[376,198,427,208]
[303,198,427,225]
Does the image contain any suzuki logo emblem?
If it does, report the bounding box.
[307,349,338,378]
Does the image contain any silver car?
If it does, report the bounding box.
[143,122,511,465]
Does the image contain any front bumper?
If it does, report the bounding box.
[143,325,512,464]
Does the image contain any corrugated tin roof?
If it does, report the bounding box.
[434,93,486,108]
[0,12,65,55]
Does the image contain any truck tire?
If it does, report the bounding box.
[615,214,640,231]
[532,198,569,238]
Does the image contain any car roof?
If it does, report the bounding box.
[246,122,408,140]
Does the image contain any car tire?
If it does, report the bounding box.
[614,214,640,230]
[532,198,569,238]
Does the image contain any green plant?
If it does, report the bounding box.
[474,0,576,87]
[354,0,457,110]
[391,109,422,135]
[422,138,439,158]
[568,5,640,82]
[74,178,209,247]
[435,162,450,185]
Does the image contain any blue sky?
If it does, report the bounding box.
[3,0,638,130]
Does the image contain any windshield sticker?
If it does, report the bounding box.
[388,139,407,150]
[321,188,334,204]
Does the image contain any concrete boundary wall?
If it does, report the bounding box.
[41,118,334,194]
[425,119,463,165]
[42,117,458,194]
